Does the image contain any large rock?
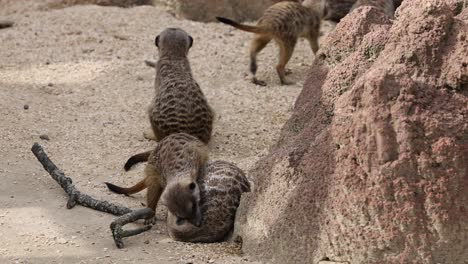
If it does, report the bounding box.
[235,1,468,263]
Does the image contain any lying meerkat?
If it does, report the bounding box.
[350,0,396,17]
[106,133,209,225]
[312,0,399,23]
[125,27,213,171]
[315,0,357,23]
[167,160,251,242]
[216,1,322,86]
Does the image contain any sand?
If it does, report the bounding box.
[0,2,321,263]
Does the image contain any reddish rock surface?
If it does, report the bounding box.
[235,1,468,263]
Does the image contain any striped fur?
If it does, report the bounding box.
[167,160,251,243]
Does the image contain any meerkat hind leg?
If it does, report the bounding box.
[306,30,320,54]
[250,34,272,86]
[143,166,163,225]
[276,37,297,85]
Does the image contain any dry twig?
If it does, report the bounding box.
[31,143,155,248]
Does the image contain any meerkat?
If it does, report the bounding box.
[311,0,399,23]
[314,0,357,23]
[350,0,396,17]
[216,1,322,86]
[105,133,209,225]
[166,160,251,242]
[124,28,213,171]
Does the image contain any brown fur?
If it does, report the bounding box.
[106,133,209,225]
[124,28,213,171]
[167,160,251,242]
[309,0,399,23]
[350,0,396,17]
[320,0,357,23]
[217,1,321,86]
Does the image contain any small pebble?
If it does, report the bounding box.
[39,134,50,141]
[23,104,29,110]
[144,240,150,244]
[47,83,54,87]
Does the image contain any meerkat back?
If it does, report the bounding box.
[166,160,251,243]
[124,28,214,171]
[149,28,213,144]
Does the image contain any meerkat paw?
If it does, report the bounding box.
[280,79,295,85]
[144,215,157,225]
[143,129,157,141]
[252,78,267,86]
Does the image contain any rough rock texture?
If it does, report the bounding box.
[168,0,300,22]
[235,1,468,263]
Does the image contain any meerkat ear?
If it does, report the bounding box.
[188,182,196,190]
[155,35,160,47]
[188,36,193,48]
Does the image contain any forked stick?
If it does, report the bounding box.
[31,143,155,248]
[110,208,155,248]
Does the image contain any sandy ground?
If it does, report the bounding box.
[0,2,324,263]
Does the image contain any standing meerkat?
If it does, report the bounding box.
[167,160,251,242]
[125,27,213,171]
[216,1,322,86]
[106,133,209,225]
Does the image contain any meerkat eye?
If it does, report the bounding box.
[155,35,160,47]
[189,182,196,190]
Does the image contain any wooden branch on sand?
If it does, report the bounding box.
[110,208,155,248]
[31,143,132,215]
[31,143,155,248]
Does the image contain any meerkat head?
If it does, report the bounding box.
[161,178,202,227]
[154,28,193,58]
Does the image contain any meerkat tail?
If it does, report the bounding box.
[0,20,13,29]
[124,150,152,171]
[216,17,265,34]
[105,180,147,196]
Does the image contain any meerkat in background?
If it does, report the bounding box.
[167,160,251,242]
[106,133,209,225]
[315,0,357,23]
[216,1,322,86]
[312,0,400,23]
[350,0,396,17]
[125,27,213,171]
